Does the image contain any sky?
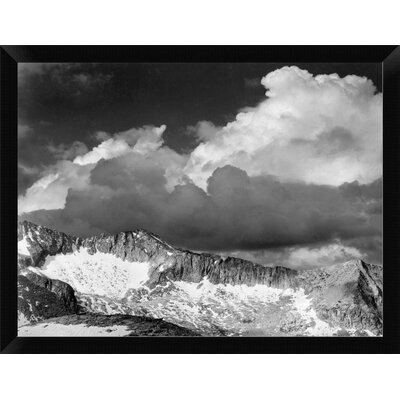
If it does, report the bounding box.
[17,62,383,269]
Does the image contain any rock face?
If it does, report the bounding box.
[24,272,78,311]
[161,252,298,289]
[17,221,383,336]
[18,221,78,270]
[18,220,298,289]
[18,274,78,324]
[298,260,383,335]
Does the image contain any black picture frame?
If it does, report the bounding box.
[1,45,399,353]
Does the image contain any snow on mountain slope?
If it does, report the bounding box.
[18,311,31,327]
[18,236,31,256]
[17,221,383,337]
[290,288,342,336]
[21,241,344,335]
[27,249,151,298]
[77,278,368,336]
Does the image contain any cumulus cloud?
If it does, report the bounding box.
[224,241,366,269]
[186,121,221,143]
[19,66,383,267]
[18,162,94,214]
[18,124,186,214]
[74,125,167,165]
[21,164,382,264]
[184,66,382,189]
[285,242,364,269]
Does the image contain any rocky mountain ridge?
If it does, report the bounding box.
[19,220,298,288]
[17,220,383,336]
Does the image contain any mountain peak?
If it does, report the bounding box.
[17,221,383,336]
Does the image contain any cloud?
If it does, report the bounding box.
[18,124,186,214]
[184,66,382,189]
[285,242,364,269]
[18,66,382,267]
[17,63,117,196]
[18,162,94,214]
[186,121,220,143]
[18,163,39,176]
[74,125,168,165]
[21,164,382,265]
[339,177,382,202]
[225,241,365,269]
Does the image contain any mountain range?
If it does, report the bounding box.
[17,220,383,337]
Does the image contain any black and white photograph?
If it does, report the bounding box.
[16,61,383,338]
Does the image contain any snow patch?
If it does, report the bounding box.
[31,249,150,298]
[18,237,31,256]
[164,279,345,336]
[289,288,340,336]
[18,322,132,336]
[18,312,31,327]
[175,278,284,303]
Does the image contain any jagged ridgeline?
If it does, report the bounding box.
[17,221,383,337]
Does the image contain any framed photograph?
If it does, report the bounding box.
[1,46,399,353]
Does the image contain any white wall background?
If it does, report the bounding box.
[1,1,399,398]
